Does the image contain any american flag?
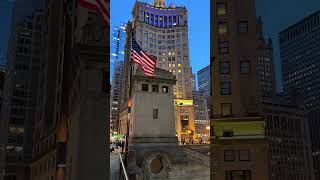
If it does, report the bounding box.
[78,0,110,25]
[131,38,156,77]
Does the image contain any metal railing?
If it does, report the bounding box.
[119,153,129,180]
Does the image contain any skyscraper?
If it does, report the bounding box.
[262,96,314,180]
[110,23,126,132]
[0,7,43,180]
[192,90,209,141]
[131,0,195,142]
[192,73,196,91]
[197,65,210,97]
[257,17,276,97]
[279,10,320,179]
[211,0,269,179]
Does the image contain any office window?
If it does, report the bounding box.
[217,3,227,16]
[224,150,235,161]
[162,86,168,93]
[221,103,232,116]
[218,41,229,54]
[225,170,251,180]
[152,85,159,92]
[239,21,249,33]
[153,109,158,119]
[185,80,189,86]
[220,62,230,74]
[239,149,250,161]
[240,61,250,73]
[220,82,231,95]
[142,84,149,91]
[218,22,228,34]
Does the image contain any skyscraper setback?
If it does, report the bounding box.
[131,0,195,142]
[279,10,320,179]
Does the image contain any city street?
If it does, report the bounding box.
[110,150,120,180]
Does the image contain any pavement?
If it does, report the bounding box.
[110,149,121,180]
[182,144,210,155]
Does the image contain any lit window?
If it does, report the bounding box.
[178,69,182,73]
[162,86,169,93]
[221,103,232,116]
[178,63,181,67]
[217,3,227,16]
[218,22,228,34]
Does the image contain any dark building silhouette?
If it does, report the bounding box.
[262,95,314,180]
[0,6,43,180]
[30,1,109,180]
[279,10,320,180]
[257,17,276,97]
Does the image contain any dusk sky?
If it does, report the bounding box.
[0,0,13,66]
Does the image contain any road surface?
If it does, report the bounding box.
[110,150,120,180]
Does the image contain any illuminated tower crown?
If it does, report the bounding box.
[154,0,165,8]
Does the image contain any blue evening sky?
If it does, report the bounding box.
[0,0,13,66]
[110,0,210,81]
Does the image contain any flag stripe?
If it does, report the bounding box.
[131,38,156,77]
[78,0,109,25]
[131,50,154,74]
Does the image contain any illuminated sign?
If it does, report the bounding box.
[174,99,193,106]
